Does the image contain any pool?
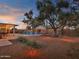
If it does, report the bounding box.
[22,31,42,36]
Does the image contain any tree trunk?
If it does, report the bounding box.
[61,28,64,35]
[60,26,65,36]
[53,29,58,37]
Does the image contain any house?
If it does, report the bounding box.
[0,23,17,39]
[0,23,17,33]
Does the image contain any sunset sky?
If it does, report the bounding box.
[0,0,39,25]
[0,0,58,29]
[0,0,77,25]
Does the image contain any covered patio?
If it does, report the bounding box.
[0,23,17,39]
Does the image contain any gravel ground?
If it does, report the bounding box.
[0,35,79,59]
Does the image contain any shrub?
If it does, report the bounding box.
[16,37,42,49]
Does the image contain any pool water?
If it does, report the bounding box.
[23,31,41,35]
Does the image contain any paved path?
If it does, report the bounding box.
[0,40,12,46]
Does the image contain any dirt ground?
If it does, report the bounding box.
[0,35,79,59]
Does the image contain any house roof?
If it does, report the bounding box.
[0,23,18,26]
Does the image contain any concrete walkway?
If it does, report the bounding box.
[0,34,17,46]
[0,40,12,46]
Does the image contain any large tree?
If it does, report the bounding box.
[36,0,79,36]
[23,0,79,37]
[36,0,59,37]
[36,0,71,36]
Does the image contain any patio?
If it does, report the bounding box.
[0,40,12,46]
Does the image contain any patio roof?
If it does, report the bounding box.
[0,23,18,26]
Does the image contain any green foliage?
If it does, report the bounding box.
[16,37,27,43]
[57,0,69,8]
[22,0,79,37]
[24,10,33,20]
[37,0,55,18]
[16,37,42,49]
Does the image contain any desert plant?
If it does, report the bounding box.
[16,37,28,43]
[16,37,42,49]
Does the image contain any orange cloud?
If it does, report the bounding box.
[0,15,17,24]
[0,15,16,20]
[0,4,26,24]
[0,4,24,16]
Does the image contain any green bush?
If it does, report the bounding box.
[26,41,33,46]
[16,37,41,49]
[16,37,27,42]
